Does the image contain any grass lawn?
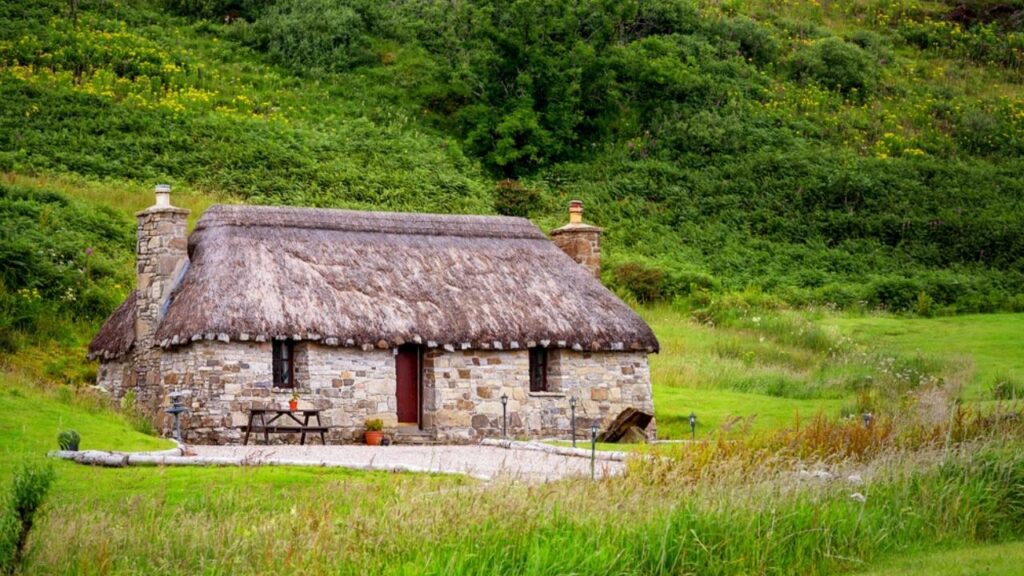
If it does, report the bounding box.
[858,541,1024,575]
[643,306,852,439]
[653,384,844,439]
[0,371,464,513]
[826,313,1024,400]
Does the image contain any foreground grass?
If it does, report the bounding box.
[859,541,1024,576]
[5,346,1024,572]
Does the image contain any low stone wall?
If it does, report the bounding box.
[96,342,654,444]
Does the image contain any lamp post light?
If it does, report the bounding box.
[500,393,509,438]
[165,391,190,443]
[570,396,578,448]
[689,412,697,440]
[590,422,599,480]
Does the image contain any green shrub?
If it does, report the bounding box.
[789,37,879,96]
[162,0,274,21]
[613,262,665,303]
[245,0,378,72]
[57,430,80,451]
[711,15,780,65]
[492,180,540,218]
[867,277,923,311]
[0,461,55,575]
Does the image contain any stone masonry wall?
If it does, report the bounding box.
[132,203,189,413]
[152,341,396,444]
[549,225,602,279]
[424,349,653,442]
[96,342,653,444]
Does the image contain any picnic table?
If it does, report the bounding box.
[241,408,328,445]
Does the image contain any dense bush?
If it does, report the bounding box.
[0,0,1022,320]
[243,0,380,72]
[789,37,879,96]
[492,179,539,218]
[0,183,134,351]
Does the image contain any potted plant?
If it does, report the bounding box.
[364,418,384,446]
[288,391,299,411]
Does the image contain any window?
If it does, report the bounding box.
[272,340,295,388]
[529,347,548,392]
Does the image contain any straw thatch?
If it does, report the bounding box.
[89,291,137,360]
[89,205,658,359]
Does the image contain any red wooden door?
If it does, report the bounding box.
[396,344,420,424]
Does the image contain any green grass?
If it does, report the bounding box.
[643,307,1024,441]
[653,384,844,439]
[859,541,1024,576]
[827,314,1024,400]
[643,305,856,439]
[0,374,172,461]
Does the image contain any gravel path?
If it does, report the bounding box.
[189,444,624,482]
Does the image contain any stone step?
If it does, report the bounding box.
[390,427,437,445]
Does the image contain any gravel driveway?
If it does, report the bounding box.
[189,444,624,482]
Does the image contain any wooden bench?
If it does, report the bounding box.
[241,408,327,445]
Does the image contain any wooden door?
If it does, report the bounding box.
[396,344,420,424]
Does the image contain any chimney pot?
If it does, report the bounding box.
[155,184,171,207]
[568,200,583,224]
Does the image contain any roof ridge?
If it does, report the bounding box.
[196,204,546,240]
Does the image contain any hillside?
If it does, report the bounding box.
[2,0,1023,338]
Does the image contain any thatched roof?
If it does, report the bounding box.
[89,205,658,359]
[89,290,138,360]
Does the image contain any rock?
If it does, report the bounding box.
[850,492,867,503]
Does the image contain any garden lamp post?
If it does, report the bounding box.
[500,393,508,438]
[590,422,599,480]
[570,396,577,448]
[166,391,189,442]
[862,412,873,428]
[689,412,697,440]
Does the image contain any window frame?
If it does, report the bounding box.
[529,347,548,393]
[272,340,296,389]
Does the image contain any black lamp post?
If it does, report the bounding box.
[165,391,189,442]
[689,412,697,440]
[500,392,508,438]
[570,396,577,448]
[590,422,599,480]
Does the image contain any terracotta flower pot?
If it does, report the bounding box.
[365,431,384,446]
[288,399,298,411]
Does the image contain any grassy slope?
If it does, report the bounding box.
[827,313,1024,399]
[647,306,1024,439]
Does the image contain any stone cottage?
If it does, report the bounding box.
[88,187,659,444]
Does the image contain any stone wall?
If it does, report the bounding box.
[96,342,653,444]
[425,349,652,442]
[152,341,397,443]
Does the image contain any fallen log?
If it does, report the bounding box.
[596,407,653,443]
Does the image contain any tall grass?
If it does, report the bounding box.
[28,436,1024,575]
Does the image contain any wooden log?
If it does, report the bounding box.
[596,407,653,443]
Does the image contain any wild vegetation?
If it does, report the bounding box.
[2,0,1023,321]
[2,0,1024,572]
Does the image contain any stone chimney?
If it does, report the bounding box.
[550,200,602,278]
[135,185,189,380]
